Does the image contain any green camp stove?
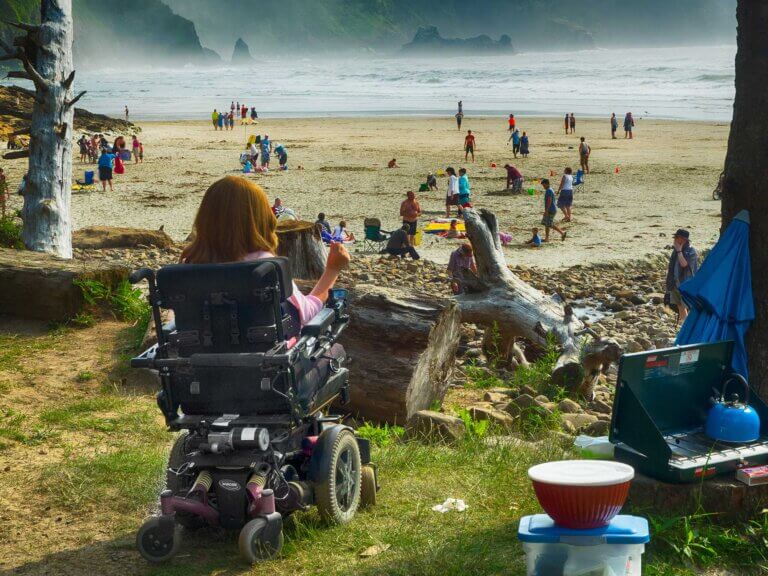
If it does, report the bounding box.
[610,341,768,483]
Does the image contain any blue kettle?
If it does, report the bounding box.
[705,374,762,443]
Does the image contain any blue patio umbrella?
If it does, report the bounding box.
[676,210,754,377]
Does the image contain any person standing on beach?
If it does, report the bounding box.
[578,137,591,174]
[228,111,235,131]
[611,113,618,139]
[230,101,236,118]
[508,128,521,158]
[125,106,129,122]
[569,113,576,134]
[132,135,142,163]
[260,134,272,168]
[458,100,463,115]
[446,166,459,217]
[455,110,463,130]
[665,228,698,324]
[464,130,476,162]
[241,104,247,122]
[98,148,116,192]
[212,109,219,130]
[217,111,225,131]
[458,168,472,208]
[400,191,422,245]
[540,178,566,242]
[508,114,516,131]
[624,112,635,139]
[564,113,570,135]
[557,167,574,222]
[250,107,258,122]
[520,131,530,157]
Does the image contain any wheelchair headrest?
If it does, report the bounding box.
[156,258,293,306]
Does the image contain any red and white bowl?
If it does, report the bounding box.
[528,460,635,529]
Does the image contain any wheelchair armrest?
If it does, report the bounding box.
[189,353,267,368]
[131,344,158,368]
[301,307,335,337]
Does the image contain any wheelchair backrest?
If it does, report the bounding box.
[156,258,299,356]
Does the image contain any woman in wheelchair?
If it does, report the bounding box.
[132,176,378,565]
[181,175,351,326]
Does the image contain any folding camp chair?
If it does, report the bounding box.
[73,170,96,192]
[361,218,389,253]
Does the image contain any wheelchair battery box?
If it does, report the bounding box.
[213,471,249,529]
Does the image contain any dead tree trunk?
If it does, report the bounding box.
[722,1,768,398]
[0,0,81,258]
[338,285,461,425]
[456,209,586,390]
[276,220,326,280]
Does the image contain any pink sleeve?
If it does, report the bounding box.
[288,282,324,326]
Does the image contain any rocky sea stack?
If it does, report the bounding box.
[402,26,513,55]
[231,37,255,64]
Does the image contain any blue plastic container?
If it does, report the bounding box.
[518,514,649,575]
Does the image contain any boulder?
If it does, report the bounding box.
[72,226,175,250]
[483,391,510,404]
[0,248,129,322]
[560,413,599,432]
[231,37,254,64]
[406,410,465,444]
[468,406,515,430]
[558,399,582,414]
[584,420,610,436]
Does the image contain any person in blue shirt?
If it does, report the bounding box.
[525,227,542,248]
[458,168,472,208]
[541,178,566,241]
[98,149,116,192]
[508,128,521,158]
[260,135,271,168]
[275,143,288,170]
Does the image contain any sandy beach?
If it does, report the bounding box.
[4,116,728,267]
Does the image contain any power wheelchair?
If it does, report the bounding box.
[129,257,378,564]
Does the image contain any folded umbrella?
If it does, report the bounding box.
[676,210,754,377]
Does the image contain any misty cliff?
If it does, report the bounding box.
[165,0,736,55]
[0,0,217,67]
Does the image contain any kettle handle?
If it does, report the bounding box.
[722,373,750,405]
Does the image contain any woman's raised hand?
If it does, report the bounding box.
[327,241,351,272]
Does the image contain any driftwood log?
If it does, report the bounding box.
[457,209,588,390]
[276,220,326,280]
[338,285,461,425]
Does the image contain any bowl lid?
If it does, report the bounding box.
[528,460,634,487]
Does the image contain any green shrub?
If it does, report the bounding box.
[455,408,490,438]
[74,278,150,324]
[0,213,24,249]
[356,422,405,447]
[517,405,561,440]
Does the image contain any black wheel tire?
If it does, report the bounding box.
[314,429,362,524]
[166,432,206,530]
[360,465,377,509]
[238,518,284,564]
[136,517,181,563]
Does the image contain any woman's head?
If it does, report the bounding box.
[461,243,473,255]
[406,191,415,200]
[181,176,278,264]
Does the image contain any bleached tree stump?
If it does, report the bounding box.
[457,209,587,390]
[0,0,82,258]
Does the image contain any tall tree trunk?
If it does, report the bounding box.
[0,0,80,258]
[722,1,768,398]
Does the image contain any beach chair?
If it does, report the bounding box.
[574,169,585,192]
[361,218,389,253]
[73,170,95,192]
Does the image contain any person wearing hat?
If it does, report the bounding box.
[665,228,699,324]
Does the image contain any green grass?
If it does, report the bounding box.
[76,370,95,383]
[463,363,505,389]
[357,422,405,447]
[0,331,64,373]
[41,446,168,517]
[74,278,151,325]
[0,407,58,450]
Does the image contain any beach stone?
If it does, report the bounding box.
[503,402,521,418]
[534,395,550,404]
[483,391,510,404]
[72,226,175,250]
[560,413,598,431]
[590,398,613,415]
[512,394,538,409]
[468,406,515,430]
[0,248,129,322]
[647,293,666,305]
[406,410,465,444]
[561,419,577,434]
[584,420,610,437]
[558,399,582,414]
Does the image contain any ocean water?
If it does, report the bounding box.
[35,45,735,121]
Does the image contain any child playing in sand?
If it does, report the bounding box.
[541,179,566,242]
[388,158,399,168]
[427,173,438,191]
[525,227,542,248]
[333,221,356,242]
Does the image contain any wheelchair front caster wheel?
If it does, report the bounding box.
[136,517,181,563]
[238,518,284,563]
[360,465,377,508]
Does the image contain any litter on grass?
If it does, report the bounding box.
[432,498,468,513]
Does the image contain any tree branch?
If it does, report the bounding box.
[20,59,49,92]
[66,91,86,109]
[2,20,40,34]
[6,70,31,80]
[62,70,75,89]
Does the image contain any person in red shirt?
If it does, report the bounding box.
[508,114,516,131]
[504,163,523,192]
[464,130,476,162]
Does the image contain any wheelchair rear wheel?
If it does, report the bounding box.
[166,432,206,530]
[315,429,362,524]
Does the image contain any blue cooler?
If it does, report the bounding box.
[518,514,649,576]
